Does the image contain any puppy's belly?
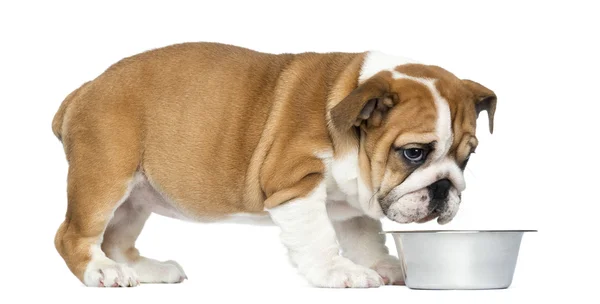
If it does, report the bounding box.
[129,174,273,225]
[127,173,363,225]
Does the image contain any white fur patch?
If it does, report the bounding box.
[317,150,382,220]
[130,258,186,283]
[331,216,388,262]
[384,187,432,223]
[359,51,418,83]
[326,200,365,221]
[267,182,383,288]
[430,81,453,160]
[327,150,359,202]
[83,245,139,287]
[332,216,405,285]
[357,174,381,218]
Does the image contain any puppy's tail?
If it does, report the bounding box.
[52,81,91,141]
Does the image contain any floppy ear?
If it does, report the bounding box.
[330,75,397,131]
[463,79,497,134]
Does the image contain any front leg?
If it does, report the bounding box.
[268,183,383,288]
[332,216,405,285]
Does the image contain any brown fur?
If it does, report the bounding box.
[53,43,367,281]
[52,42,495,283]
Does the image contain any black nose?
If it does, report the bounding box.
[429,179,452,200]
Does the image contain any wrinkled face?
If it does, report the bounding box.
[332,63,496,225]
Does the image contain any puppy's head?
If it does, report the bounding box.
[331,57,496,224]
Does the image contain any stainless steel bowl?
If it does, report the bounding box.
[383,230,537,290]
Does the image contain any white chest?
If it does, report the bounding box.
[321,150,366,221]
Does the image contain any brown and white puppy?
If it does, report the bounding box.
[52,42,496,288]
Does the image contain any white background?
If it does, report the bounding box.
[1,0,598,303]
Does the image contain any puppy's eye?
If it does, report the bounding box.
[403,148,426,163]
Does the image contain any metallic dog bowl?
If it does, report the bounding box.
[383,230,537,290]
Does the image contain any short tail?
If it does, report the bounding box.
[52,81,90,141]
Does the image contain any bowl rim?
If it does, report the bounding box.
[380,229,538,234]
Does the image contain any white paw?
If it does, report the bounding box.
[371,255,405,285]
[84,259,139,287]
[305,256,383,288]
[131,258,187,284]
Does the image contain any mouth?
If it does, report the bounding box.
[416,209,439,223]
[416,196,451,224]
[381,190,458,224]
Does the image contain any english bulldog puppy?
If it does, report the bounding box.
[52,42,496,288]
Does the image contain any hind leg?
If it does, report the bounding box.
[101,189,187,284]
[54,161,141,287]
[54,108,146,287]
